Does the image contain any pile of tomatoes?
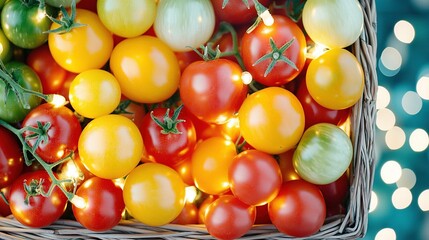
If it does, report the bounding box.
[0,0,366,239]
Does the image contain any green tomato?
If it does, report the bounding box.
[0,61,43,123]
[1,0,58,49]
[293,123,352,185]
[0,28,12,63]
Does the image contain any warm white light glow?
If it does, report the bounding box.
[392,187,412,210]
[409,128,429,152]
[369,191,378,213]
[241,71,253,85]
[380,160,402,184]
[416,76,429,100]
[260,10,274,26]
[402,91,422,115]
[376,108,396,131]
[396,168,417,189]
[70,195,87,209]
[380,47,402,71]
[394,20,415,44]
[375,228,396,240]
[418,189,429,211]
[376,86,391,109]
[385,126,406,150]
[185,186,197,203]
[305,43,327,59]
[48,94,68,108]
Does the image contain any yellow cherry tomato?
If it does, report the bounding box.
[48,9,113,73]
[78,114,143,179]
[306,48,364,110]
[192,137,237,195]
[109,35,181,103]
[69,69,121,119]
[238,87,305,155]
[123,163,186,226]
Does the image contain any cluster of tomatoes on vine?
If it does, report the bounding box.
[0,0,366,239]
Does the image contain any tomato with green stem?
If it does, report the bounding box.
[238,87,305,155]
[0,126,23,189]
[1,0,58,49]
[241,14,307,86]
[141,105,197,168]
[0,186,11,217]
[211,0,272,25]
[48,6,113,73]
[180,58,248,124]
[110,35,180,104]
[9,170,68,228]
[0,61,43,123]
[21,103,82,164]
[72,177,125,231]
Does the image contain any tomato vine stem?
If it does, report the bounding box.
[0,119,77,205]
[44,0,86,34]
[151,105,185,135]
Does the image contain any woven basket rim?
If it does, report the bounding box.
[0,0,378,239]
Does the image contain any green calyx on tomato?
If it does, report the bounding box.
[253,37,298,77]
[151,105,185,135]
[221,0,250,9]
[45,0,86,34]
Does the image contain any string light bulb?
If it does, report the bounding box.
[241,71,253,85]
[70,195,87,209]
[47,94,68,108]
[260,9,274,26]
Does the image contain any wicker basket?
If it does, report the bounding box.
[0,0,377,239]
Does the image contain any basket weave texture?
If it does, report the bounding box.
[0,0,378,239]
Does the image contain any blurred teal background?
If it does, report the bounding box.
[364,0,429,239]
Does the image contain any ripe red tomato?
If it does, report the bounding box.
[0,186,11,217]
[180,58,248,124]
[171,201,199,225]
[141,106,197,168]
[205,195,256,240]
[241,15,307,86]
[268,180,326,237]
[0,126,23,188]
[198,194,218,224]
[9,170,68,228]
[22,103,82,164]
[210,0,272,25]
[317,172,349,208]
[26,44,71,95]
[172,157,194,186]
[72,177,125,231]
[229,150,282,206]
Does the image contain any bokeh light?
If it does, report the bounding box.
[385,126,406,150]
[402,91,423,115]
[376,108,396,131]
[376,86,391,109]
[416,76,429,100]
[409,128,429,152]
[369,191,378,213]
[418,190,429,211]
[394,20,415,44]
[380,160,402,184]
[380,47,402,71]
[375,228,396,240]
[396,168,417,189]
[392,187,412,209]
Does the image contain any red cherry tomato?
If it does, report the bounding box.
[268,180,326,237]
[9,170,68,228]
[171,201,199,225]
[0,186,11,217]
[229,150,282,206]
[317,172,349,208]
[205,195,256,240]
[72,177,125,231]
[22,103,82,163]
[0,126,23,188]
[210,0,272,25]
